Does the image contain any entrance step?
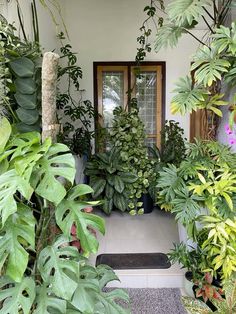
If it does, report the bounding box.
[107,264,185,288]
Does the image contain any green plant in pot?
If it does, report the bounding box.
[0,117,129,313]
[85,148,138,214]
[157,140,236,292]
[109,102,157,214]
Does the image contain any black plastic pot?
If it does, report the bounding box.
[140,193,154,214]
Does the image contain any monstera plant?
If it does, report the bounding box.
[0,117,129,314]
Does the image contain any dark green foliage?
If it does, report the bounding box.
[85,148,138,214]
[57,32,95,157]
[161,120,186,165]
[0,17,41,132]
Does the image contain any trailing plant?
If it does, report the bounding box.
[0,117,129,313]
[183,276,236,314]
[139,1,236,139]
[0,15,42,132]
[109,103,157,214]
[57,32,95,157]
[160,120,186,166]
[85,148,138,214]
[157,140,236,281]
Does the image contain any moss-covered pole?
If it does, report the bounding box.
[41,51,60,246]
[42,51,60,142]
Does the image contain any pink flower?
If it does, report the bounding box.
[225,124,233,135]
[228,137,236,145]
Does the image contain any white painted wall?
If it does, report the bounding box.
[62,0,208,139]
[2,0,60,52]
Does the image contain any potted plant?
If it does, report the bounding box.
[109,102,157,214]
[85,148,138,214]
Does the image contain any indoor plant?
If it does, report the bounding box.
[0,117,129,313]
[85,148,138,214]
[109,102,157,214]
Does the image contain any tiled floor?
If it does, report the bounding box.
[89,209,185,288]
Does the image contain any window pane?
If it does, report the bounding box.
[102,72,124,128]
[136,72,157,136]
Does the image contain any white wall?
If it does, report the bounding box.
[63,0,208,139]
[2,0,60,52]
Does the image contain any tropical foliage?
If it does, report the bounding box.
[109,104,157,214]
[157,140,236,281]
[85,148,138,214]
[0,117,129,314]
[183,276,236,314]
[0,15,41,132]
[139,1,236,138]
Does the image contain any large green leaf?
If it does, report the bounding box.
[56,185,105,254]
[33,284,67,314]
[0,117,11,154]
[113,175,125,193]
[14,92,37,109]
[113,192,127,212]
[167,0,211,26]
[0,169,33,225]
[0,276,35,314]
[171,76,207,114]
[0,204,36,282]
[155,24,184,52]
[15,77,36,94]
[9,57,35,78]
[212,22,236,55]
[37,237,79,300]
[91,178,106,198]
[191,46,230,87]
[95,289,130,314]
[16,107,39,125]
[31,143,76,205]
[118,172,137,183]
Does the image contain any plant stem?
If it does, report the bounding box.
[183,28,209,47]
[202,15,215,34]
[203,7,215,21]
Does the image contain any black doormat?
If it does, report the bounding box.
[96,253,171,270]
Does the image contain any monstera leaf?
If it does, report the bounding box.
[0,204,36,282]
[31,143,76,205]
[56,184,104,254]
[0,170,33,225]
[0,118,11,154]
[167,0,211,26]
[191,46,230,87]
[0,276,35,314]
[33,284,67,314]
[37,236,80,300]
[155,24,184,52]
